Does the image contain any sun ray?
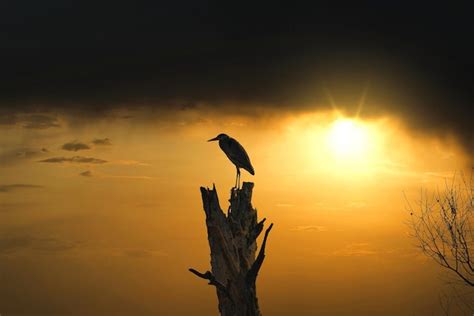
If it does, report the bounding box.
[323,86,341,116]
[355,82,370,119]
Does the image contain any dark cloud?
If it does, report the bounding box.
[0,147,48,166]
[22,114,60,129]
[0,114,17,126]
[79,170,93,177]
[92,138,112,146]
[38,156,107,164]
[0,113,60,129]
[0,184,43,193]
[0,3,472,156]
[61,141,90,152]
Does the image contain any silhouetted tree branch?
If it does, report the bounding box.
[247,223,273,284]
[407,172,474,287]
[188,268,231,298]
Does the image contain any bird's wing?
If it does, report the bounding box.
[227,138,255,175]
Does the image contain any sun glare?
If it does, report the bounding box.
[287,113,388,177]
[327,118,369,159]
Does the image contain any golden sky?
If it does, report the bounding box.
[2,2,474,315]
[0,107,471,315]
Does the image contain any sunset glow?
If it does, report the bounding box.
[0,108,471,315]
[1,2,473,315]
[327,118,369,158]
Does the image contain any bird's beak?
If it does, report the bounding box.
[207,137,219,142]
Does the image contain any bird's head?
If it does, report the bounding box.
[208,133,229,142]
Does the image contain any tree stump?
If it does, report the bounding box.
[190,182,273,316]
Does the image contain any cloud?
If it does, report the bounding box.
[0,113,60,129]
[0,4,472,158]
[291,225,328,232]
[0,147,48,166]
[31,238,78,252]
[112,160,150,167]
[0,235,77,254]
[79,170,93,177]
[92,138,112,146]
[0,236,32,253]
[22,114,60,129]
[0,184,43,193]
[62,141,90,151]
[77,170,152,180]
[0,114,17,126]
[38,156,107,164]
[332,243,378,257]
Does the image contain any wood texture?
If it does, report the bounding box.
[190,182,273,316]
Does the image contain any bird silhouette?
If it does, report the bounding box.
[208,133,254,188]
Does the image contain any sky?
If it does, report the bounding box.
[0,2,473,315]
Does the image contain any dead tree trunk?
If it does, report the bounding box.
[189,182,273,316]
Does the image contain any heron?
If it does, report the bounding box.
[208,133,255,188]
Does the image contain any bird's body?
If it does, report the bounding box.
[218,136,255,176]
[208,134,254,187]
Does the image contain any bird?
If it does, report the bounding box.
[208,133,254,188]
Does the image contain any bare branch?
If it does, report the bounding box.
[247,223,274,284]
[248,218,266,246]
[188,268,230,296]
[407,172,474,287]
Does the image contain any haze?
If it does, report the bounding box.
[1,107,470,315]
[1,2,473,315]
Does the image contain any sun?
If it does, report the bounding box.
[327,118,369,159]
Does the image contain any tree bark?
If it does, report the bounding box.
[190,182,273,316]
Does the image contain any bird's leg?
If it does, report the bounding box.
[235,166,239,189]
[235,167,241,189]
[238,168,241,189]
